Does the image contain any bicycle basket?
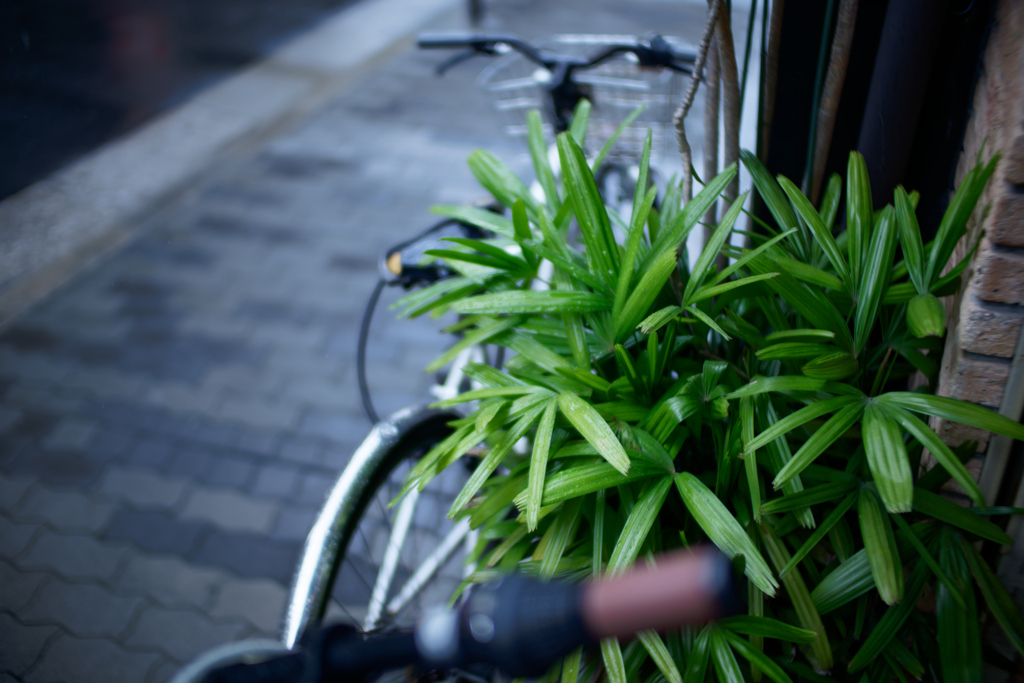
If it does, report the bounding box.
[475,34,690,164]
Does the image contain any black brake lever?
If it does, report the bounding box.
[435,48,479,76]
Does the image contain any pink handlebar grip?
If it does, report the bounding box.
[581,547,734,640]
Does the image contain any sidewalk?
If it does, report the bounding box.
[0,0,712,680]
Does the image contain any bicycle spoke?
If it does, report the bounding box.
[385,518,470,618]
[364,487,421,630]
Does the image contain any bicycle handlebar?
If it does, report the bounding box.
[417,31,696,74]
[197,547,736,682]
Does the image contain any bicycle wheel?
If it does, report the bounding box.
[281,405,495,682]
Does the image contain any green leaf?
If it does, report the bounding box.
[594,105,646,174]
[773,401,864,489]
[616,247,678,342]
[468,149,542,219]
[710,627,745,683]
[726,376,863,399]
[854,206,897,352]
[637,630,682,683]
[520,238,607,291]
[431,385,548,408]
[846,151,873,284]
[819,173,842,229]
[504,333,572,375]
[912,488,1012,544]
[891,512,967,611]
[638,305,682,336]
[858,487,903,605]
[647,165,738,270]
[614,185,659,320]
[744,395,860,453]
[453,290,611,315]
[687,305,731,340]
[718,616,817,644]
[569,99,592,145]
[936,529,982,683]
[683,191,750,305]
[558,132,619,289]
[690,273,779,304]
[518,459,659,508]
[426,316,521,373]
[527,400,558,532]
[760,479,858,515]
[760,523,833,671]
[430,204,516,238]
[608,477,672,574]
[847,562,930,672]
[767,255,845,291]
[558,393,631,475]
[862,403,913,513]
[741,150,798,235]
[811,549,873,614]
[962,535,1024,657]
[779,492,857,578]
[894,186,926,295]
[684,628,711,683]
[877,392,1024,442]
[756,343,835,360]
[443,237,528,271]
[712,229,799,286]
[527,110,560,211]
[765,329,836,343]
[601,638,627,683]
[722,629,795,683]
[741,397,761,521]
[448,401,546,517]
[778,175,851,286]
[538,497,583,579]
[885,405,985,506]
[675,472,778,596]
[925,155,997,286]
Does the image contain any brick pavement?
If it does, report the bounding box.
[0,0,708,680]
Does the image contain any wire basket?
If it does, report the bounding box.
[476,34,690,164]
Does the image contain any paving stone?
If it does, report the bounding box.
[116,552,227,609]
[180,488,279,534]
[20,578,144,639]
[0,614,58,675]
[278,436,323,465]
[147,659,180,683]
[269,506,316,542]
[122,607,248,663]
[295,409,366,447]
[164,446,215,478]
[0,406,23,433]
[209,578,287,631]
[0,560,48,612]
[7,448,105,487]
[0,472,34,508]
[41,417,98,451]
[235,430,283,457]
[12,484,116,533]
[216,395,299,431]
[17,530,127,581]
[0,516,39,560]
[82,428,135,463]
[98,467,188,509]
[191,529,300,583]
[25,634,163,683]
[294,471,333,507]
[249,463,301,499]
[104,508,207,557]
[202,455,255,489]
[124,437,175,469]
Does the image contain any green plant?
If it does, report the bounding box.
[395,111,1024,682]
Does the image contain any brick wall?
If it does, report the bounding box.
[928,0,1024,508]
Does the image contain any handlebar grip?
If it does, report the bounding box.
[417,31,488,49]
[581,546,737,640]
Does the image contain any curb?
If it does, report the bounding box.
[0,0,460,328]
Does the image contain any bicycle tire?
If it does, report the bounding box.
[281,405,495,681]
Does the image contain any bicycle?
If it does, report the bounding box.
[176,547,736,682]
[176,30,702,683]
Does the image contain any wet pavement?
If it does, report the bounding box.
[0,0,714,680]
[1,0,360,200]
